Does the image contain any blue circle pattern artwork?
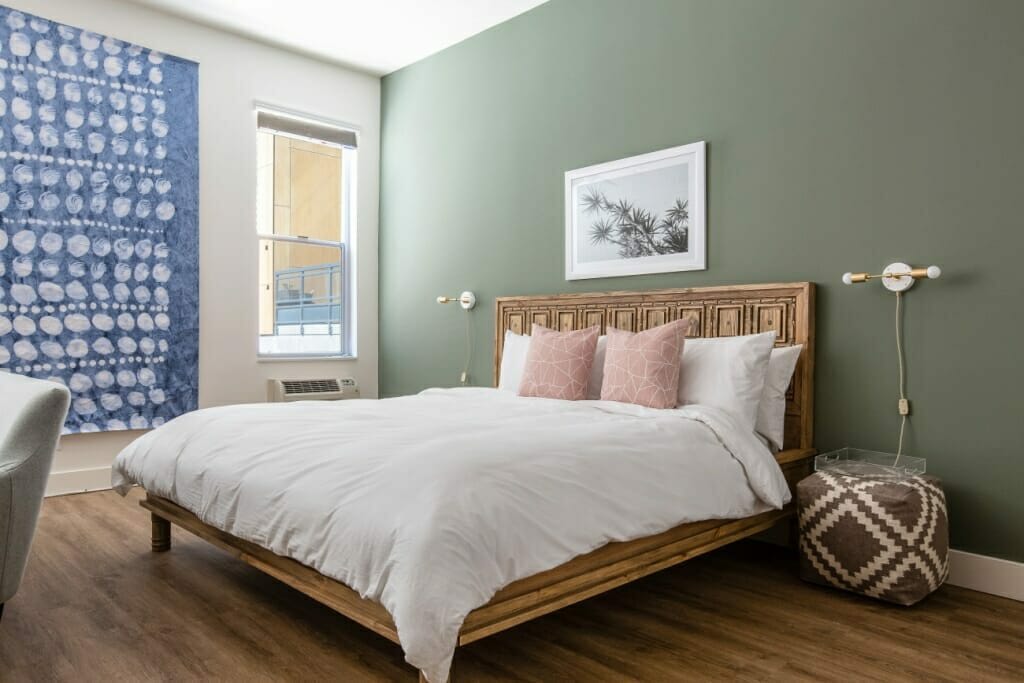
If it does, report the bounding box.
[0,7,198,434]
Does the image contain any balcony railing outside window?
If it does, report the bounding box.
[274,262,343,336]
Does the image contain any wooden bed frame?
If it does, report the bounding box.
[141,282,815,682]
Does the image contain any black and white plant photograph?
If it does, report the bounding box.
[565,142,706,279]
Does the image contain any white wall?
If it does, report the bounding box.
[7,0,381,495]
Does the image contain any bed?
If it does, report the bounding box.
[114,282,815,682]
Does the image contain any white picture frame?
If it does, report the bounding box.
[565,141,706,280]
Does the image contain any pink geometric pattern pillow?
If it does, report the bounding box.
[600,320,687,409]
[518,324,600,401]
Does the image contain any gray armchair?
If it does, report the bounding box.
[0,373,71,622]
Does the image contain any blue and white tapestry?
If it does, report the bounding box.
[0,7,198,434]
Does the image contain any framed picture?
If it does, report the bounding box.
[565,141,706,280]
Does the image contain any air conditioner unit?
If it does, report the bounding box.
[268,378,359,402]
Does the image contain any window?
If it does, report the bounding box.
[256,110,356,357]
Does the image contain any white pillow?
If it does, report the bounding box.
[498,330,531,391]
[498,330,607,398]
[677,331,777,431]
[755,345,803,451]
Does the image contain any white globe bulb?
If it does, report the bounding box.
[841,272,854,285]
[926,265,941,279]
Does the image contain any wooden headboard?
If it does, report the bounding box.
[494,282,815,450]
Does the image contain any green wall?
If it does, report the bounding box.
[380,0,1024,561]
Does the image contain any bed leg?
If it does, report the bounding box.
[151,513,171,552]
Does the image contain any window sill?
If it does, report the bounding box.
[257,355,358,363]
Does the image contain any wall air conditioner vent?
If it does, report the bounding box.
[282,379,339,395]
[268,377,359,402]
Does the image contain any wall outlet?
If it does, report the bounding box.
[898,398,910,416]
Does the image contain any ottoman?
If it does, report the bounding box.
[797,471,949,606]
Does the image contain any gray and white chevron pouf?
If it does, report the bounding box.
[797,471,949,606]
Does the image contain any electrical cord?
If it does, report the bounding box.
[895,291,906,460]
[460,310,473,386]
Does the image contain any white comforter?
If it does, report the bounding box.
[112,388,790,682]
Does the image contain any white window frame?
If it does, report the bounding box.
[254,105,358,360]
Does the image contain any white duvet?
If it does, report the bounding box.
[112,388,790,682]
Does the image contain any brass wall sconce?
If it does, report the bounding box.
[436,292,477,310]
[842,263,941,292]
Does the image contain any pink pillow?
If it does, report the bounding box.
[518,324,600,400]
[600,320,687,409]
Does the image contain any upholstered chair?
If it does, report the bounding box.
[0,373,71,622]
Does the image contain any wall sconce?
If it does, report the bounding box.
[842,262,941,292]
[841,261,942,460]
[436,291,477,310]
[437,291,477,386]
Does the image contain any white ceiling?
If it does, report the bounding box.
[126,0,548,75]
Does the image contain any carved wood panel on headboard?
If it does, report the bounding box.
[494,282,815,450]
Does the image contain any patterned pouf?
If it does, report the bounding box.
[797,471,949,606]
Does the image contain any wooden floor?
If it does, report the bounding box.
[2,490,1022,682]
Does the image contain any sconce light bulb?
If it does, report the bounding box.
[841,272,854,285]
[926,265,941,279]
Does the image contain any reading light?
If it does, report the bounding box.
[842,263,941,292]
[437,291,477,386]
[436,292,477,310]
[841,261,942,460]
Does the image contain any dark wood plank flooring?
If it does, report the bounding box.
[1,490,1021,681]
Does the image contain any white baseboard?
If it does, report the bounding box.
[46,466,113,497]
[947,550,1024,602]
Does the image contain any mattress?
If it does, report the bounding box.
[112,387,790,682]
